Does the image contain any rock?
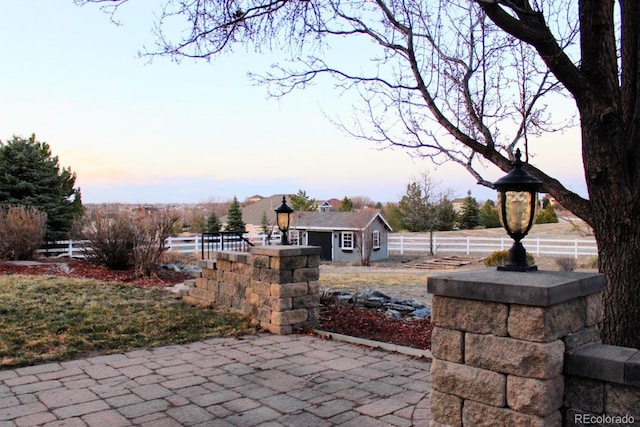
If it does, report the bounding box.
[411,307,432,318]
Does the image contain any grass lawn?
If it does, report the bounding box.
[0,275,257,369]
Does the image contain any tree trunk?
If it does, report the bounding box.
[593,218,640,348]
[580,96,640,349]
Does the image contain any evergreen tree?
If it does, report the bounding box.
[224,197,246,233]
[206,211,221,233]
[381,203,404,232]
[535,202,559,224]
[339,197,353,212]
[398,182,431,232]
[0,134,83,241]
[479,200,501,228]
[458,190,480,230]
[290,189,317,211]
[435,198,458,231]
[260,211,270,233]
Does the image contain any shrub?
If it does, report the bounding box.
[484,250,535,267]
[0,205,47,260]
[556,257,577,271]
[74,209,136,270]
[131,209,179,278]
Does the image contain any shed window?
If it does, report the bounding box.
[341,232,354,250]
[372,230,381,249]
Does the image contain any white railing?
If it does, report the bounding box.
[38,233,282,258]
[388,235,598,259]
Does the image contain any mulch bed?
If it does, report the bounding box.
[1,259,433,350]
[318,303,433,350]
[0,259,191,288]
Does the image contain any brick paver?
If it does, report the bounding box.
[0,334,431,425]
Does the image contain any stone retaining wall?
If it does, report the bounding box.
[183,245,321,335]
[427,269,639,426]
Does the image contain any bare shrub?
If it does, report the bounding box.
[131,209,179,278]
[484,250,535,267]
[0,205,47,260]
[74,209,136,270]
[556,257,577,272]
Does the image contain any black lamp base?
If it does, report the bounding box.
[497,240,537,272]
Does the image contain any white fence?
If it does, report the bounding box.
[38,234,280,258]
[388,235,598,259]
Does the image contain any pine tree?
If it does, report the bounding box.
[206,211,221,233]
[290,190,317,211]
[339,197,353,212]
[224,197,246,233]
[459,190,480,230]
[435,198,458,231]
[0,134,83,241]
[479,200,501,228]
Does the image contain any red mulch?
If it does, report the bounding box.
[1,259,432,349]
[319,304,433,350]
[0,259,191,288]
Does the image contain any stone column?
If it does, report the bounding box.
[427,269,604,426]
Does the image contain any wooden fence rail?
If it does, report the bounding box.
[388,235,598,259]
[38,234,598,260]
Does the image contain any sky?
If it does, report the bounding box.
[0,1,588,205]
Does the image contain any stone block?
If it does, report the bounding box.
[256,308,272,323]
[182,295,212,308]
[563,376,604,414]
[219,282,237,297]
[565,344,639,384]
[259,296,292,311]
[194,277,208,288]
[271,282,308,298]
[308,281,320,295]
[508,298,585,343]
[507,375,564,416]
[429,390,462,427]
[563,325,601,351]
[205,279,219,292]
[251,281,271,297]
[293,295,321,309]
[292,267,320,282]
[260,322,293,335]
[465,333,564,379]
[463,400,562,427]
[432,296,508,336]
[216,259,232,271]
[246,292,260,308]
[201,268,217,280]
[188,287,214,302]
[251,267,263,282]
[585,292,603,326]
[224,272,239,285]
[271,255,307,270]
[307,307,319,325]
[252,255,270,269]
[261,269,293,284]
[427,269,604,307]
[431,359,506,407]
[307,254,321,268]
[605,383,640,418]
[431,327,464,363]
[271,309,308,326]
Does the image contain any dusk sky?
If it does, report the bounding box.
[1,1,588,205]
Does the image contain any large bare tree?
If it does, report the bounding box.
[77,0,640,348]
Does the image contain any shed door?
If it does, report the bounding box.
[308,231,333,261]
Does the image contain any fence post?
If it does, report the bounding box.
[536,238,540,256]
[574,240,578,259]
[68,240,73,258]
[466,237,470,255]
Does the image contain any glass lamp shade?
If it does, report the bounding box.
[274,196,294,233]
[493,149,543,271]
[497,190,539,239]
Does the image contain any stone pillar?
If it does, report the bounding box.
[248,246,321,335]
[188,245,321,335]
[427,269,604,426]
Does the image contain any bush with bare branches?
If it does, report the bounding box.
[131,209,179,278]
[0,205,47,260]
[74,209,136,270]
[556,257,577,272]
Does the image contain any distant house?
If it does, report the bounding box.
[220,194,288,238]
[317,198,341,212]
[289,210,392,263]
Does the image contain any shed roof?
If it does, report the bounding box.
[291,210,392,232]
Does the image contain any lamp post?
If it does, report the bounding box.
[274,196,294,245]
[494,149,543,271]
